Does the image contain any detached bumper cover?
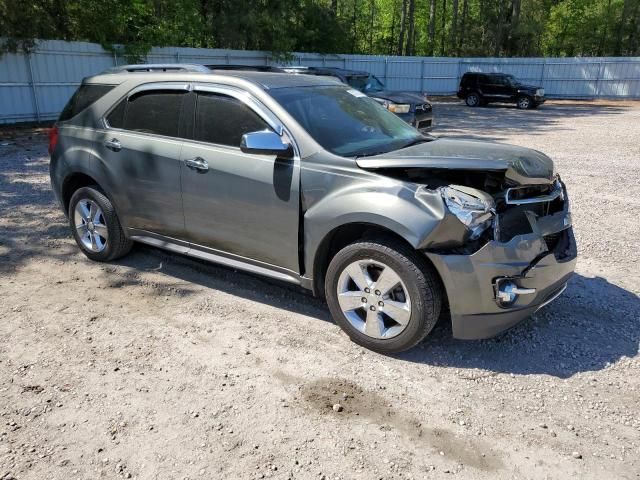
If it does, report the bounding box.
[426,226,577,340]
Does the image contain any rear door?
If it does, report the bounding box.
[478,74,497,98]
[179,85,301,272]
[97,83,188,239]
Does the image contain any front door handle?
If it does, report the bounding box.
[185,157,209,173]
[104,138,122,152]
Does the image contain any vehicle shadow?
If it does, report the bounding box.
[431,101,628,142]
[111,243,334,323]
[397,273,640,379]
[116,245,639,379]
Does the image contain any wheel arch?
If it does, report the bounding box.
[310,222,443,300]
[61,172,101,215]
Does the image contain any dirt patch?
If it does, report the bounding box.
[295,376,503,471]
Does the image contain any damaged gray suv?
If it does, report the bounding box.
[49,64,577,353]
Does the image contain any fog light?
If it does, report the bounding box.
[495,280,536,306]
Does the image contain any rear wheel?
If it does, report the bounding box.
[69,186,132,262]
[325,237,442,354]
[465,92,481,107]
[517,95,532,109]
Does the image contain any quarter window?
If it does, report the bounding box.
[106,99,126,129]
[194,92,270,147]
[59,84,114,122]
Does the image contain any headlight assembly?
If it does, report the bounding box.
[438,185,495,240]
[385,102,411,114]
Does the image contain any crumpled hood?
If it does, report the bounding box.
[368,90,427,105]
[356,138,555,185]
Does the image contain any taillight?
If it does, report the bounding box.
[48,126,59,155]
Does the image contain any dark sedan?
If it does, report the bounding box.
[282,66,433,132]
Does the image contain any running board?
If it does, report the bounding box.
[130,234,304,286]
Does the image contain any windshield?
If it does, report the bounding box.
[346,74,385,93]
[270,86,425,157]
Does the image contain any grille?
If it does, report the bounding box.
[418,119,432,130]
[544,232,561,251]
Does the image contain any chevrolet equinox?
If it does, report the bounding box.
[49,64,576,353]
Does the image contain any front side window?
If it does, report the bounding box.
[493,75,512,86]
[106,90,186,137]
[194,92,270,147]
[270,85,425,157]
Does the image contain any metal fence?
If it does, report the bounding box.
[1,39,640,124]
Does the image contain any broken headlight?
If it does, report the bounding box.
[439,186,495,240]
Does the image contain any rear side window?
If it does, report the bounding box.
[461,74,476,86]
[194,92,270,147]
[58,84,114,122]
[106,90,186,137]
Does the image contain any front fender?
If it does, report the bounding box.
[303,184,447,279]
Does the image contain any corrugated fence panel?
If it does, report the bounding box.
[1,39,639,123]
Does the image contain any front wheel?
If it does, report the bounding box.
[517,95,532,109]
[325,237,442,354]
[69,186,133,262]
[465,92,481,107]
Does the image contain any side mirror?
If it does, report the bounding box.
[240,130,294,158]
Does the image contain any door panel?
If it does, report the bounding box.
[483,76,511,99]
[96,85,188,238]
[181,143,300,271]
[180,89,300,272]
[95,131,184,237]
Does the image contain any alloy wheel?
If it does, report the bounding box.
[74,199,109,252]
[518,97,531,109]
[336,259,412,339]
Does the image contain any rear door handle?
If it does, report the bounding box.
[185,157,209,173]
[104,138,122,152]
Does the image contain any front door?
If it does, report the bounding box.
[97,84,189,239]
[180,86,300,273]
[484,75,512,100]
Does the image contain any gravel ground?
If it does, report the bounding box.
[0,100,639,480]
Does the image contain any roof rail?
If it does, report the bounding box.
[101,63,211,74]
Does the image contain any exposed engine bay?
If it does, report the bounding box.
[377,167,571,256]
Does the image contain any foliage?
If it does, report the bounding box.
[1,0,638,57]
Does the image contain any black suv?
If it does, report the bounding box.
[457,72,545,110]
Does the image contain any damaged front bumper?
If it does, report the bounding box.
[425,201,576,340]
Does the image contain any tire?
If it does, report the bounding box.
[325,236,442,354]
[516,95,532,110]
[68,186,132,262]
[465,92,481,107]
